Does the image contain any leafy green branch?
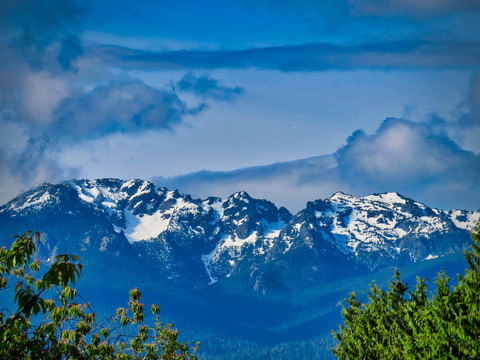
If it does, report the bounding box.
[0,231,199,359]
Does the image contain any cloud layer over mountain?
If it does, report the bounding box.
[156,116,480,212]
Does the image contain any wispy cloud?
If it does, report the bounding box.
[176,72,243,100]
[247,0,480,20]
[0,117,79,203]
[154,155,342,211]
[348,0,480,17]
[428,72,480,154]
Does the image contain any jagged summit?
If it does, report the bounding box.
[0,178,478,291]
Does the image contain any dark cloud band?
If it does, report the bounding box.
[87,41,480,72]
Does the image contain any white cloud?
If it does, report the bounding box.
[21,71,70,124]
[335,118,480,209]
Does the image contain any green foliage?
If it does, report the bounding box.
[332,223,480,359]
[0,231,200,359]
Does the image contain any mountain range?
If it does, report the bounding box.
[1,178,478,294]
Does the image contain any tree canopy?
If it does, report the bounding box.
[332,223,480,359]
[0,231,199,359]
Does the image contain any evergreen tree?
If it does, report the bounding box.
[333,223,480,359]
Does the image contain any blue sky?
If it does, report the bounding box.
[1,0,480,211]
